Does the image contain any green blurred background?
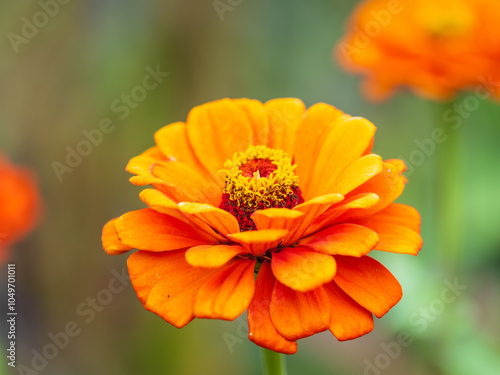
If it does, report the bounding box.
[1,1,500,374]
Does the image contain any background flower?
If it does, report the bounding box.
[0,153,40,262]
[336,0,500,101]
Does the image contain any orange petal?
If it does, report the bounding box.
[384,158,407,173]
[233,99,270,145]
[330,154,383,195]
[194,259,256,320]
[152,162,221,206]
[352,204,422,255]
[128,250,218,328]
[186,99,254,178]
[154,122,213,181]
[306,117,376,199]
[178,202,240,240]
[271,247,337,292]
[126,155,159,176]
[227,229,289,257]
[285,193,345,245]
[307,193,380,235]
[334,256,402,318]
[270,282,331,341]
[129,174,169,188]
[251,195,344,247]
[115,208,217,251]
[125,146,168,176]
[294,103,347,197]
[324,282,374,341]
[139,145,167,160]
[139,189,184,221]
[337,161,406,221]
[251,208,304,231]
[299,223,379,257]
[248,261,297,354]
[370,203,421,232]
[363,135,375,156]
[129,173,196,206]
[185,245,245,268]
[102,218,133,255]
[264,98,306,156]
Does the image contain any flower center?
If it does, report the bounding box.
[219,145,303,231]
[418,2,474,38]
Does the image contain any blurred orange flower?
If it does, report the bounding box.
[0,154,40,261]
[336,0,500,101]
[102,98,422,354]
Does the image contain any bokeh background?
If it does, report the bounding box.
[1,1,500,374]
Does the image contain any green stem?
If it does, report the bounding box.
[435,101,464,273]
[261,348,287,375]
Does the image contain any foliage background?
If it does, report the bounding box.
[1,1,499,374]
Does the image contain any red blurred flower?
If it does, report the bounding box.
[102,98,422,353]
[0,154,40,261]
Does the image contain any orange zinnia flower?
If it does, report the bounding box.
[0,154,40,261]
[336,0,500,101]
[102,98,422,354]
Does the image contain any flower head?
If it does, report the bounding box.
[219,145,303,231]
[336,0,500,101]
[102,98,422,354]
[0,154,40,261]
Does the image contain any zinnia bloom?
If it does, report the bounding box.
[0,154,40,262]
[102,98,422,354]
[336,0,500,101]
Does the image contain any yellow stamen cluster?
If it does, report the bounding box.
[219,145,299,209]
